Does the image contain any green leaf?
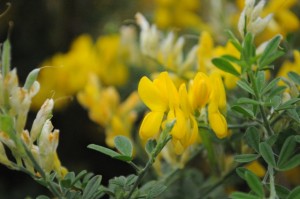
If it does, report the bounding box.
[146,182,167,199]
[87,144,133,162]
[245,171,264,197]
[288,71,300,85]
[231,191,260,199]
[276,98,300,111]
[125,174,138,186]
[221,55,242,65]
[236,167,249,180]
[225,30,242,51]
[256,71,266,92]
[71,170,88,187]
[278,136,296,168]
[234,154,259,163]
[270,96,281,109]
[287,109,300,123]
[259,142,276,167]
[259,50,285,69]
[145,139,157,155]
[231,105,254,118]
[266,134,278,146]
[237,80,255,95]
[279,154,300,171]
[269,86,286,98]
[287,186,300,199]
[242,33,256,65]
[258,35,282,68]
[61,172,75,188]
[275,184,290,199]
[114,136,133,157]
[245,127,260,153]
[1,39,11,77]
[82,175,102,199]
[113,154,132,161]
[212,58,240,77]
[87,144,120,157]
[24,68,40,90]
[237,97,261,105]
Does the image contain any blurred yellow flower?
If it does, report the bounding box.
[198,31,240,89]
[32,34,130,110]
[153,0,209,31]
[77,74,139,147]
[245,161,266,178]
[277,50,300,79]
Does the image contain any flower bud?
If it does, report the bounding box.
[38,120,59,172]
[30,99,54,142]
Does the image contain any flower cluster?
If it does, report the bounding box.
[77,74,140,147]
[138,71,227,154]
[32,33,136,109]
[0,41,65,177]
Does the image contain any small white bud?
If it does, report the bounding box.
[38,120,59,172]
[30,99,54,142]
[238,10,246,38]
[251,0,265,21]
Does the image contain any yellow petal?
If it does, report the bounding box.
[154,72,179,108]
[167,108,187,139]
[208,111,228,139]
[138,76,168,111]
[139,111,164,139]
[210,72,227,112]
[208,103,228,138]
[190,72,211,109]
[188,115,199,145]
[179,84,192,115]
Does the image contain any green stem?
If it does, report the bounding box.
[21,141,62,198]
[268,166,277,199]
[125,135,172,199]
[228,121,259,129]
[129,161,141,173]
[248,71,274,137]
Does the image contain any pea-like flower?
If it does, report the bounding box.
[138,72,199,154]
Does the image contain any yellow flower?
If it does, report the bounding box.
[138,72,177,138]
[197,31,240,89]
[32,33,130,110]
[208,73,228,138]
[153,0,209,31]
[189,72,211,110]
[77,74,139,147]
[208,103,228,139]
[138,71,199,154]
